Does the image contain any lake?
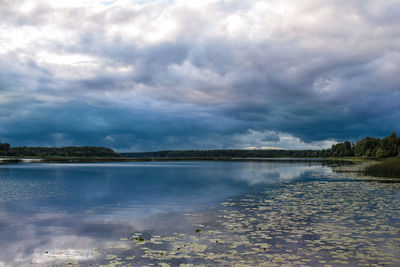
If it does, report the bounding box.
[0,161,399,266]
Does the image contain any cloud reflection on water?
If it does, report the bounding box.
[0,161,331,265]
[232,161,332,185]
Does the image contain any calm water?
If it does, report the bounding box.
[0,161,327,265]
[1,161,399,266]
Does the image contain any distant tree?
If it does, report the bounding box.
[354,137,379,157]
[0,143,10,151]
[2,146,120,157]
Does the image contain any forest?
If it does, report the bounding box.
[0,145,120,157]
[122,132,400,159]
[1,132,399,159]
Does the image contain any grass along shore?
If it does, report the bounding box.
[364,157,400,178]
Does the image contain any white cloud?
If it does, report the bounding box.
[233,129,337,150]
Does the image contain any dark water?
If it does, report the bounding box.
[0,161,330,265]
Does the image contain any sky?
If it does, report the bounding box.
[1,0,399,151]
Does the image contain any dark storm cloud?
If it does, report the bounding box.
[1,0,400,150]
[0,100,251,150]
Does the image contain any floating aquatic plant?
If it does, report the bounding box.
[80,168,400,266]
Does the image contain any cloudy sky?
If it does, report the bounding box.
[1,0,399,151]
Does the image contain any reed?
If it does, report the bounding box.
[364,157,400,178]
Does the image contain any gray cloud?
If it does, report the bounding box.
[1,0,399,150]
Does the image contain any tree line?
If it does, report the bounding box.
[328,131,400,158]
[122,132,400,159]
[1,132,399,159]
[0,145,120,157]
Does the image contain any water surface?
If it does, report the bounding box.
[0,161,326,265]
[0,161,399,266]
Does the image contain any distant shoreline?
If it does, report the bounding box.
[0,156,359,165]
